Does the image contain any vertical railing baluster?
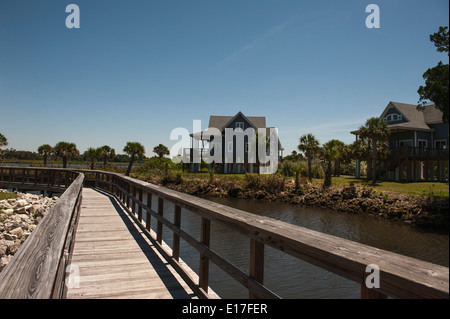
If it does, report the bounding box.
[199,217,211,293]
[173,205,181,261]
[138,188,143,223]
[249,239,264,299]
[157,198,164,243]
[146,192,152,232]
[132,184,136,216]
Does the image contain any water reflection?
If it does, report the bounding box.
[140,194,448,299]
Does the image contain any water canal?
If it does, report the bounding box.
[141,194,449,299]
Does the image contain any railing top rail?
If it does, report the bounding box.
[0,171,84,299]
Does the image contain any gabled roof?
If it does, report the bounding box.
[192,112,283,149]
[208,111,266,130]
[388,102,443,131]
[352,101,444,135]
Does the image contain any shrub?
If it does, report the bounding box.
[244,174,262,189]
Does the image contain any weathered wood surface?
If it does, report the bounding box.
[66,188,197,299]
[101,172,449,299]
[1,167,448,299]
[0,174,84,299]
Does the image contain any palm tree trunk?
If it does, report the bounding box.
[43,154,48,167]
[63,156,68,168]
[126,154,135,176]
[323,160,332,188]
[307,151,312,182]
[372,137,377,185]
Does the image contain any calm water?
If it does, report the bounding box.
[139,194,449,299]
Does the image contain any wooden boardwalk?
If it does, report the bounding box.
[66,188,197,299]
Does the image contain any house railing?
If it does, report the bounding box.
[391,147,449,159]
[83,169,448,299]
[0,167,84,298]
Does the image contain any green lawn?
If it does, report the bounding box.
[313,175,449,197]
[175,172,449,197]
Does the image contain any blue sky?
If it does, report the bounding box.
[1,0,449,156]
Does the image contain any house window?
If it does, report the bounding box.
[435,140,447,149]
[418,140,428,148]
[399,140,413,147]
[384,114,402,122]
[235,122,244,132]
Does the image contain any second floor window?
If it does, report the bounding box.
[235,122,244,132]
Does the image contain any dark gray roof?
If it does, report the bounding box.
[352,101,444,135]
[383,102,442,131]
[208,113,266,130]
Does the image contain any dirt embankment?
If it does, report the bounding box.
[133,174,449,231]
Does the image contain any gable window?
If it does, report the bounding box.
[383,114,403,122]
[235,122,244,132]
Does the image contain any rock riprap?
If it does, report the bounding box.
[0,190,58,272]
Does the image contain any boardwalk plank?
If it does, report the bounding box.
[66,188,196,299]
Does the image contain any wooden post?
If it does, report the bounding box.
[126,183,131,208]
[199,217,211,293]
[132,185,136,215]
[157,197,164,243]
[249,239,264,299]
[146,192,152,232]
[361,270,387,299]
[138,188,143,223]
[173,205,181,261]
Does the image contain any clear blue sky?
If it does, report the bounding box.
[1,0,448,156]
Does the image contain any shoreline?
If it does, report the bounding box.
[132,173,449,233]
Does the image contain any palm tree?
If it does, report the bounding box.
[99,145,116,166]
[320,140,340,188]
[37,144,53,166]
[123,142,145,176]
[359,117,390,185]
[153,144,170,158]
[0,132,7,156]
[54,142,80,168]
[85,147,102,169]
[329,140,346,177]
[298,134,320,182]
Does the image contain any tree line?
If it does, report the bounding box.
[284,116,390,188]
[0,134,171,177]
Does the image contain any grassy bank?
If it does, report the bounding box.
[311,176,449,197]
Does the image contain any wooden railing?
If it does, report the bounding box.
[82,169,448,299]
[0,167,84,298]
[0,167,448,299]
[391,147,449,159]
[0,167,81,194]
